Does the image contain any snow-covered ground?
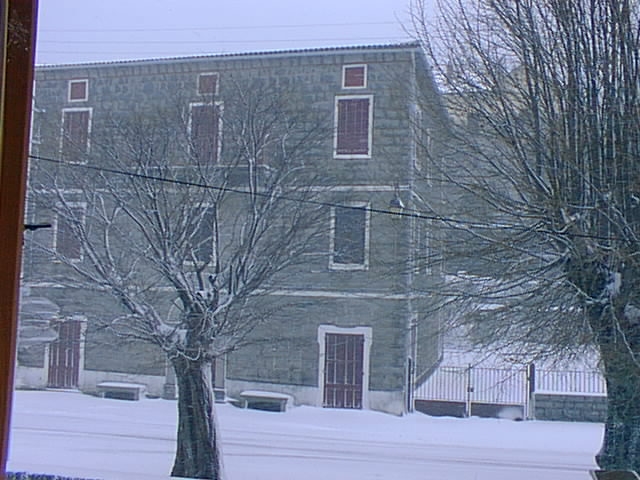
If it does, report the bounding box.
[8,390,602,480]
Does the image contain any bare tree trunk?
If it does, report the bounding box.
[596,338,640,471]
[171,357,222,480]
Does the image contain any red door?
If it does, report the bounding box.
[323,333,364,409]
[47,320,82,389]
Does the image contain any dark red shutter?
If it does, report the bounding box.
[337,98,370,155]
[198,74,217,95]
[62,110,89,160]
[57,207,83,260]
[69,81,87,101]
[344,66,365,88]
[191,104,219,163]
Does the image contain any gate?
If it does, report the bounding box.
[414,364,530,418]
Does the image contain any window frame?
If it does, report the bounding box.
[53,202,86,263]
[197,72,219,96]
[60,107,92,163]
[342,64,367,89]
[329,201,371,271]
[68,79,88,102]
[188,101,223,164]
[333,95,374,159]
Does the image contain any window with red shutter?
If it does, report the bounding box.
[61,109,91,162]
[335,97,372,157]
[55,206,85,261]
[190,103,221,163]
[68,79,88,102]
[198,73,218,96]
[343,65,366,88]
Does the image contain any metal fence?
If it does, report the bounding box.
[414,365,528,405]
[535,368,606,395]
[414,364,607,412]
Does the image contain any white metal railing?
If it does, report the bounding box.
[414,364,606,409]
[535,368,606,395]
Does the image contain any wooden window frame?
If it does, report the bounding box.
[329,201,370,271]
[68,79,88,102]
[342,64,367,89]
[333,95,373,159]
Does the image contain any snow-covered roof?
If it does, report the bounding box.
[36,41,422,70]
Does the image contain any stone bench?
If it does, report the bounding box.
[239,390,290,412]
[97,382,146,401]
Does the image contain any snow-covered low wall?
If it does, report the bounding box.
[534,392,606,422]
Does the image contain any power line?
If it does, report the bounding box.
[39,21,399,34]
[27,154,627,242]
[40,36,409,46]
[30,153,438,219]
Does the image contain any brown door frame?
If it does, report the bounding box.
[0,0,38,475]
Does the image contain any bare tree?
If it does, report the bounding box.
[27,81,328,479]
[411,0,640,471]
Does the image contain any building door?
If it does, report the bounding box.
[323,333,364,408]
[47,320,82,389]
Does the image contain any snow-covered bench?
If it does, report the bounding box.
[239,390,290,412]
[97,382,146,401]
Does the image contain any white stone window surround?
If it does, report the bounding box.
[59,107,93,162]
[68,79,89,102]
[342,64,368,89]
[197,72,219,96]
[333,94,374,159]
[188,101,224,164]
[317,324,373,409]
[329,201,371,271]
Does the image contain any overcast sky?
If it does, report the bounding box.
[35,0,431,65]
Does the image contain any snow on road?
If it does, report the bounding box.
[7,390,602,479]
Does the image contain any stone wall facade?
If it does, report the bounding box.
[20,43,448,415]
[534,393,606,423]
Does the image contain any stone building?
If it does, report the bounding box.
[19,42,447,415]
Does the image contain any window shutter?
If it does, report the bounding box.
[57,207,84,260]
[337,98,370,156]
[344,66,366,88]
[198,74,217,95]
[191,104,219,163]
[69,81,87,101]
[62,110,90,160]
